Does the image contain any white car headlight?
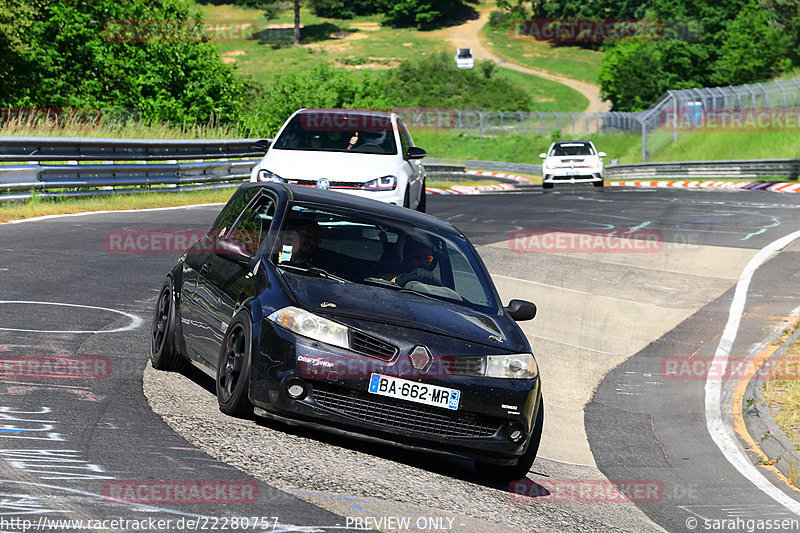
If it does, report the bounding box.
[257,169,285,183]
[486,354,538,379]
[268,306,349,349]
[362,175,397,191]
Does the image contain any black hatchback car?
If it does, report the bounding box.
[150,183,543,480]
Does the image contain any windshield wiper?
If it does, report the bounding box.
[278,264,350,283]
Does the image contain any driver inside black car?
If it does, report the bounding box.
[386,239,441,287]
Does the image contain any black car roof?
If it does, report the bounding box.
[240,182,461,235]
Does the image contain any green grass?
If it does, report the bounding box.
[190,3,587,112]
[0,188,236,223]
[481,25,604,85]
[764,341,800,454]
[192,2,448,86]
[493,67,587,112]
[412,128,800,166]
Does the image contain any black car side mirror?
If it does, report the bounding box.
[405,146,427,160]
[252,139,271,152]
[506,299,537,321]
[215,239,253,266]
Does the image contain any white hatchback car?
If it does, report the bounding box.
[540,140,606,189]
[455,48,474,69]
[250,109,428,211]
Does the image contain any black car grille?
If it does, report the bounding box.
[311,383,502,438]
[442,356,485,376]
[350,331,398,360]
[289,179,363,188]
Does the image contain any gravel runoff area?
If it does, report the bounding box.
[143,363,663,533]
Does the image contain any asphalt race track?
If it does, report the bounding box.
[2,187,800,532]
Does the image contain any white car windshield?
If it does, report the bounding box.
[550,142,595,156]
[273,113,398,155]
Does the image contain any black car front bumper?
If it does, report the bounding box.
[250,323,542,465]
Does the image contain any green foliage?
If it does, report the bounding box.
[0,0,243,125]
[383,52,531,110]
[599,40,706,111]
[240,64,390,136]
[593,0,800,110]
[306,0,381,19]
[382,0,477,29]
[711,0,791,84]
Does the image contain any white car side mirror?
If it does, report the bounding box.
[598,152,607,157]
[539,153,547,158]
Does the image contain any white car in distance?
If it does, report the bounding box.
[250,109,428,211]
[540,140,606,189]
[455,48,474,69]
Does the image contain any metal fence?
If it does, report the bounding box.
[395,78,800,162]
[0,137,265,201]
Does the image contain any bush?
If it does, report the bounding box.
[0,0,243,125]
[384,52,531,110]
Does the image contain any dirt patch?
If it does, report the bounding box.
[332,31,369,41]
[350,22,380,32]
[221,49,246,64]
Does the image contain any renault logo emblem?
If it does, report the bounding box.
[409,346,432,371]
[316,178,331,190]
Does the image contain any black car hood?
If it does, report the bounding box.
[280,271,528,351]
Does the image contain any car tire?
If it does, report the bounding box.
[216,314,253,418]
[542,182,553,190]
[417,181,427,213]
[593,180,604,189]
[150,280,185,371]
[403,184,411,208]
[475,400,544,481]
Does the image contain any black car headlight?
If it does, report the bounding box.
[485,354,538,379]
[257,169,286,183]
[362,175,397,191]
[268,306,349,349]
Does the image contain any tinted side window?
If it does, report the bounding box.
[397,119,413,156]
[208,188,259,241]
[228,196,277,254]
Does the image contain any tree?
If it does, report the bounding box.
[711,0,790,85]
[0,0,243,124]
[252,0,301,45]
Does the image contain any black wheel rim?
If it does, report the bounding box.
[219,325,245,402]
[151,288,170,355]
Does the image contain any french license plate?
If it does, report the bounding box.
[368,373,460,410]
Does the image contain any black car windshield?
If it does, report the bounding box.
[550,142,594,156]
[272,112,398,155]
[272,204,498,313]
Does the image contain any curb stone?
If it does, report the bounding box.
[744,322,800,488]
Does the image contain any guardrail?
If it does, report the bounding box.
[0,137,266,201]
[606,159,800,180]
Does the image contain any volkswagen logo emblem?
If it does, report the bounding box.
[316,178,331,190]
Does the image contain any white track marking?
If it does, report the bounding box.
[493,274,667,309]
[705,228,800,514]
[0,301,143,334]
